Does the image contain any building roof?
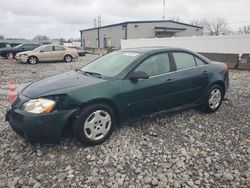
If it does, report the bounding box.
[80,20,202,32]
[154,26,187,31]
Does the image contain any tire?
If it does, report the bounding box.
[74,103,116,145]
[204,84,223,113]
[27,56,38,65]
[64,54,72,63]
[6,52,13,59]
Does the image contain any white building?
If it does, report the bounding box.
[80,20,202,49]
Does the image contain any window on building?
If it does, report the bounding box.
[135,53,171,77]
[172,52,196,70]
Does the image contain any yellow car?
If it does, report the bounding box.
[15,44,79,64]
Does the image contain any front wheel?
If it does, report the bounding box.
[204,84,223,113]
[73,103,116,145]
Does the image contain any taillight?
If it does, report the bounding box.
[224,63,228,73]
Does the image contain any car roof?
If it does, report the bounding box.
[120,46,190,53]
[40,44,62,47]
[21,43,40,45]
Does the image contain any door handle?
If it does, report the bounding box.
[203,71,208,76]
[166,78,175,83]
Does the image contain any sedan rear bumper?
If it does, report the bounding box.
[6,108,77,143]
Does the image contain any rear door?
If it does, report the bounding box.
[52,45,66,61]
[169,51,210,107]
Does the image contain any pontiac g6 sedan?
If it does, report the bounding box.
[6,47,229,145]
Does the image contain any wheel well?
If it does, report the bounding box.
[28,55,39,62]
[61,99,121,138]
[86,99,121,124]
[64,54,73,59]
[210,81,225,96]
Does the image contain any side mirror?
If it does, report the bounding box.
[130,71,149,80]
[21,47,25,50]
[40,50,44,53]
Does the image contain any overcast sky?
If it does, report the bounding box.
[0,0,249,39]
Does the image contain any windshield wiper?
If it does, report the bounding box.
[75,69,102,79]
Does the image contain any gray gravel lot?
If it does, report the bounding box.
[0,56,249,188]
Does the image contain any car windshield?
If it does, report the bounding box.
[14,44,23,48]
[80,51,141,78]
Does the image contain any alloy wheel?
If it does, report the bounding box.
[208,88,222,110]
[84,110,112,141]
[29,57,37,64]
[65,55,72,63]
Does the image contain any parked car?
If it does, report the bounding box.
[73,47,90,56]
[0,43,40,59]
[6,47,229,145]
[15,44,79,64]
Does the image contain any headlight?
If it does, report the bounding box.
[21,54,28,57]
[21,98,55,114]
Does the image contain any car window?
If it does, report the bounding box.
[41,46,53,52]
[172,52,196,70]
[54,46,65,51]
[195,57,207,66]
[135,53,170,77]
[20,44,30,49]
[23,44,37,50]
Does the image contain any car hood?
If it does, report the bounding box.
[22,70,105,98]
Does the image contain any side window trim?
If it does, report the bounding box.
[194,55,208,66]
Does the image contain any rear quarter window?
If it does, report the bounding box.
[172,52,196,70]
[54,46,65,51]
[195,57,207,66]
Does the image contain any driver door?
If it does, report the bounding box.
[124,52,174,118]
[38,46,54,61]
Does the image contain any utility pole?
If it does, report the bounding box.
[162,0,166,20]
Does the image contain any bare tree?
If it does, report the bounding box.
[0,34,5,40]
[238,25,250,34]
[191,19,210,35]
[59,38,66,44]
[33,35,49,41]
[191,18,230,36]
[209,18,229,36]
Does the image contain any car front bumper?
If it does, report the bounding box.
[6,107,77,143]
[15,55,28,63]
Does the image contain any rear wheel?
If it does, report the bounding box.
[64,55,72,63]
[74,103,116,145]
[27,56,38,65]
[204,84,223,113]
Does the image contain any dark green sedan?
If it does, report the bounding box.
[6,47,229,145]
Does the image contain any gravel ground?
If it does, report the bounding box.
[0,56,249,188]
